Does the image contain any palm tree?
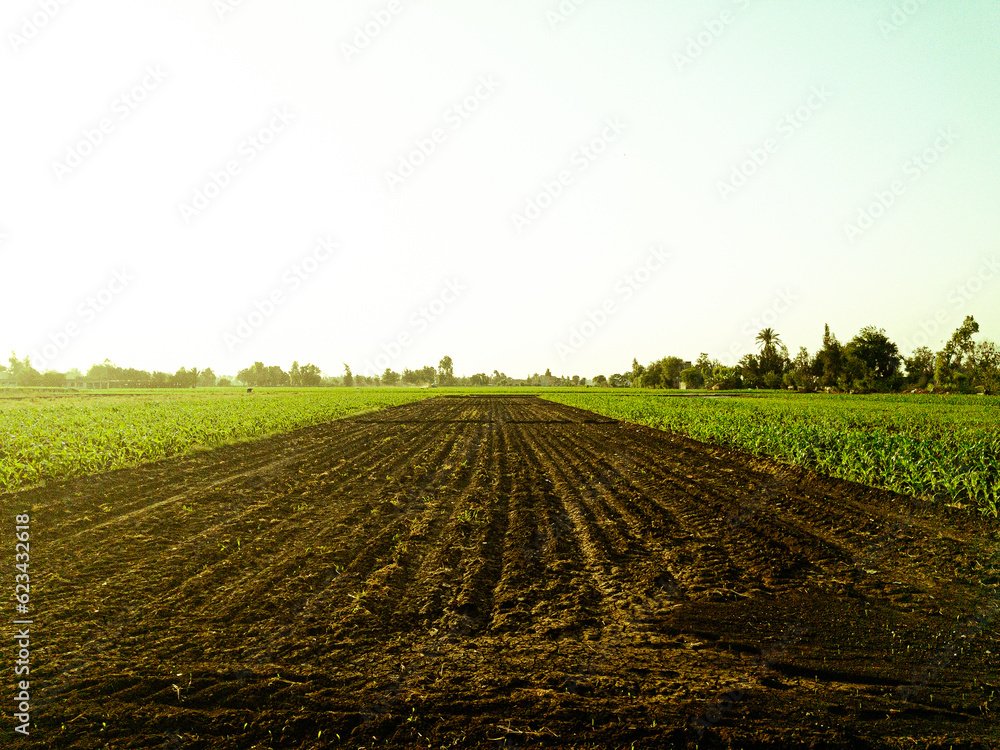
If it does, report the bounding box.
[755,328,782,353]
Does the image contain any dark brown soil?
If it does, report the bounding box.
[3,395,999,749]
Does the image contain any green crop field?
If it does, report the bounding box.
[0,387,431,493]
[4,386,997,517]
[543,391,1000,517]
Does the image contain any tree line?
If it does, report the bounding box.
[1,358,222,389]
[0,351,584,389]
[617,316,999,394]
[3,317,996,393]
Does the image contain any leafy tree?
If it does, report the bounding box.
[289,361,302,387]
[438,355,455,386]
[172,367,199,388]
[755,329,790,383]
[86,359,122,382]
[381,368,400,386]
[635,356,686,388]
[695,352,720,381]
[784,347,817,392]
[265,366,289,386]
[739,351,787,389]
[122,368,151,387]
[198,368,217,388]
[400,366,436,386]
[680,367,704,389]
[237,362,289,387]
[710,366,742,390]
[609,372,630,388]
[237,362,265,387]
[8,354,41,387]
[343,363,354,387]
[41,370,66,388]
[592,374,608,387]
[967,340,1000,394]
[665,356,687,387]
[299,363,323,387]
[935,316,979,391]
[761,370,784,390]
[814,324,844,389]
[738,352,762,388]
[930,317,999,393]
[630,358,645,385]
[738,331,791,389]
[903,346,934,388]
[218,378,232,387]
[841,326,902,392]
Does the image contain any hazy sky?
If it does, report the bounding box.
[3,1,999,379]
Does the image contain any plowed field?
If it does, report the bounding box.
[5,396,1000,748]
